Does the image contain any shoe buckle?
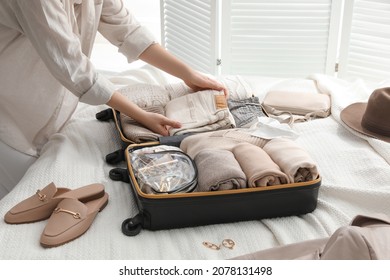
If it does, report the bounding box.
[54,207,81,219]
[36,190,47,201]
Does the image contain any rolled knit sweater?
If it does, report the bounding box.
[232,142,288,187]
[194,148,247,192]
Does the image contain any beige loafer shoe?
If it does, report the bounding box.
[40,192,109,248]
[4,182,105,224]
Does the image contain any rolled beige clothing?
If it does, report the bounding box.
[194,148,247,192]
[263,137,319,183]
[232,142,288,187]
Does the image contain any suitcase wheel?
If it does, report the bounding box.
[122,215,143,236]
[109,168,130,183]
[96,108,114,122]
[105,149,125,164]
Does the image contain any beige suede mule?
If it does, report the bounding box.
[40,192,109,248]
[4,182,105,224]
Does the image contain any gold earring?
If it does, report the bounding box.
[222,239,235,249]
[202,241,221,250]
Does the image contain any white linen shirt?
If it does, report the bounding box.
[0,0,155,156]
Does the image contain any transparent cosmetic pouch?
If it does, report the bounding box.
[130,148,198,194]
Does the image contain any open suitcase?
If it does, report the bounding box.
[108,142,321,236]
[96,109,322,237]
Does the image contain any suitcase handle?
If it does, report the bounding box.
[122,214,143,236]
[96,108,114,122]
[109,168,130,183]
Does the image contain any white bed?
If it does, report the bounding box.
[1,46,390,260]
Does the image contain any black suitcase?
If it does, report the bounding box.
[110,141,321,236]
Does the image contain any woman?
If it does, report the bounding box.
[0,0,227,199]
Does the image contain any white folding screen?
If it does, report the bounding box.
[161,0,390,82]
[160,0,219,74]
[338,0,390,83]
[220,0,340,77]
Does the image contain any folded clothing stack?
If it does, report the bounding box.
[166,90,235,136]
[117,80,261,143]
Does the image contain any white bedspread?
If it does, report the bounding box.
[1,65,389,260]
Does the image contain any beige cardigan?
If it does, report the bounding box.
[0,0,155,156]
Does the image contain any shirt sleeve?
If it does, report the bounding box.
[11,0,115,105]
[98,0,157,63]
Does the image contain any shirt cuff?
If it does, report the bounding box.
[79,73,115,105]
[119,25,156,63]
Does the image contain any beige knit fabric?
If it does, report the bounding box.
[180,128,269,159]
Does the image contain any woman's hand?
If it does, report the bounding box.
[139,44,229,97]
[184,70,229,98]
[139,111,181,136]
[106,91,181,136]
